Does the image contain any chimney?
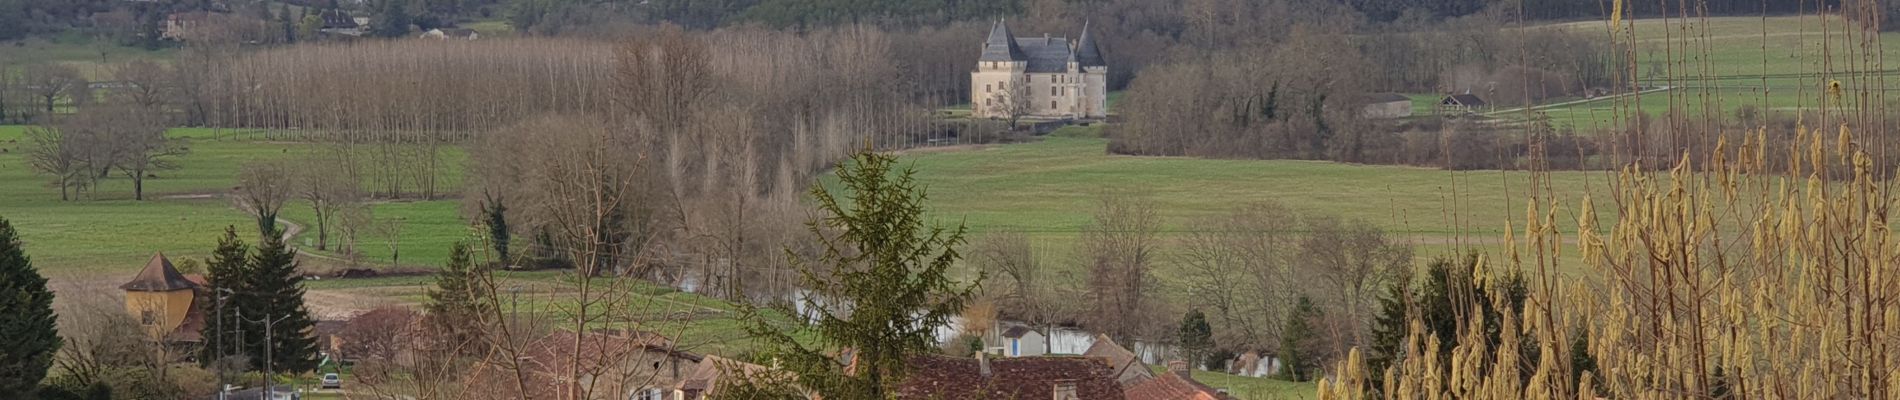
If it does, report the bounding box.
[1167,360,1192,378]
[1052,380,1078,400]
[978,351,992,377]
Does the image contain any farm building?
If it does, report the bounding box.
[1362,93,1413,119]
[1440,93,1489,113]
[422,28,480,40]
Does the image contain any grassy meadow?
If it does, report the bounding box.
[0,34,177,78]
[1526,16,1900,129]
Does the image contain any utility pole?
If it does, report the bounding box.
[241,311,293,396]
[214,288,233,399]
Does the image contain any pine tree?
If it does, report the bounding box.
[0,216,59,398]
[424,242,489,351]
[241,233,319,373]
[1178,309,1213,370]
[199,226,250,367]
[1278,295,1318,382]
[728,151,981,399]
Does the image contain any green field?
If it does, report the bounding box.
[0,34,177,78]
[1148,366,1317,400]
[1,122,1606,280]
[893,137,1607,273]
[1527,16,1900,129]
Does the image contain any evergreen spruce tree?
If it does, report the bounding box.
[278,4,295,42]
[199,227,250,367]
[424,242,489,351]
[242,233,319,373]
[0,216,59,398]
[727,151,981,399]
[482,196,510,263]
[1366,271,1412,392]
[373,0,413,37]
[1278,295,1318,382]
[1178,309,1213,370]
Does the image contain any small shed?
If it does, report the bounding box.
[1440,94,1488,114]
[1001,326,1048,357]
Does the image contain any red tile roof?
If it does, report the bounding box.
[1123,372,1235,400]
[1084,334,1153,386]
[898,355,1126,400]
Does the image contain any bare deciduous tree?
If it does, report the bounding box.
[971,231,1059,344]
[296,154,361,251]
[983,79,1034,127]
[1081,194,1163,344]
[22,64,82,113]
[112,60,173,109]
[1296,215,1411,355]
[238,159,294,236]
[1178,201,1301,351]
[102,105,185,201]
[24,125,91,201]
[337,306,418,362]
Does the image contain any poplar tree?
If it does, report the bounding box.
[0,216,59,397]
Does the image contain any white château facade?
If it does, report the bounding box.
[971,20,1108,120]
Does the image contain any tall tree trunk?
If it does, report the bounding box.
[133,173,145,201]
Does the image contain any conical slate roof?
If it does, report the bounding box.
[980,19,1027,62]
[121,252,199,292]
[1075,21,1107,67]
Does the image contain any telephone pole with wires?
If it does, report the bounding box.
[239,311,294,396]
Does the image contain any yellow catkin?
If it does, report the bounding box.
[1328,120,1900,400]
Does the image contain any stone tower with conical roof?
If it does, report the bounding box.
[122,252,208,342]
[971,20,1108,121]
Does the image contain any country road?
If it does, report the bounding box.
[1483,85,1676,116]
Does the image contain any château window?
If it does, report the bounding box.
[1050,101,1057,109]
[141,310,157,325]
[985,84,991,93]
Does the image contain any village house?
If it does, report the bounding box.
[121,253,210,344]
[898,353,1126,399]
[461,330,718,400]
[971,20,1109,121]
[1124,361,1237,400]
[1083,334,1155,387]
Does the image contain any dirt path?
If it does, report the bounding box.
[1483,85,1675,116]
